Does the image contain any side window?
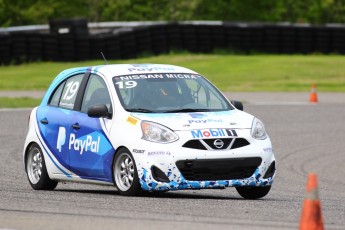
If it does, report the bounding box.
[81,75,112,113]
[49,82,65,107]
[59,74,83,110]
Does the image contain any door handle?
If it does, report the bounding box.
[72,123,80,130]
[40,118,48,124]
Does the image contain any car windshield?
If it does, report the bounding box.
[113,73,232,113]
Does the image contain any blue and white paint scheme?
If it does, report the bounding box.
[23,64,276,198]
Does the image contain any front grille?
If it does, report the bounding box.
[232,138,250,149]
[182,138,250,150]
[182,140,207,150]
[176,157,262,181]
[203,138,232,150]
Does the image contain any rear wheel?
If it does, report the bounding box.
[25,143,58,190]
[236,186,271,199]
[113,148,142,196]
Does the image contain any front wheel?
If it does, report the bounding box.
[113,148,142,196]
[236,186,271,199]
[25,143,58,190]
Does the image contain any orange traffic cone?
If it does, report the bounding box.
[309,83,318,103]
[299,173,324,230]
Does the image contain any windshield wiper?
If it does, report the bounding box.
[163,108,210,113]
[127,108,154,113]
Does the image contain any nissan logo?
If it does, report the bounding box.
[213,139,224,149]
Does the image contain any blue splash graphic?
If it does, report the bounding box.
[138,165,274,191]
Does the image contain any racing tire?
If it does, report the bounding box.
[236,186,271,199]
[113,148,142,196]
[25,143,58,190]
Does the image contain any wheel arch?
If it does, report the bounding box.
[111,145,131,184]
[24,141,40,170]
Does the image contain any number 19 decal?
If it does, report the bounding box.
[63,81,80,100]
[115,81,137,89]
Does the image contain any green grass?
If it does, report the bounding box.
[1,53,345,92]
[0,97,41,108]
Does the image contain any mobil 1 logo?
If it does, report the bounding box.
[191,128,238,138]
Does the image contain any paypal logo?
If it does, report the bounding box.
[128,67,175,72]
[188,118,223,124]
[69,133,100,155]
[188,113,223,124]
[56,126,101,155]
[57,127,66,152]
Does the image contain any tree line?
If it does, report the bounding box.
[1,0,345,27]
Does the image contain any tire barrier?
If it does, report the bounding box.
[1,21,345,64]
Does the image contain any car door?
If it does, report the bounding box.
[37,73,84,174]
[67,74,114,182]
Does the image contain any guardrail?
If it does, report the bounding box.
[1,20,345,64]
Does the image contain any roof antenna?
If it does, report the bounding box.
[101,52,108,65]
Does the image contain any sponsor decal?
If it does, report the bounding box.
[188,118,223,124]
[69,133,100,155]
[59,101,74,109]
[57,127,66,152]
[147,151,171,156]
[117,73,200,81]
[188,113,223,124]
[191,129,238,138]
[127,116,138,125]
[133,149,145,154]
[227,129,238,136]
[56,126,101,155]
[128,67,175,72]
[118,74,164,80]
[165,74,199,79]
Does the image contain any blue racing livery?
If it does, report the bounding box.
[37,87,115,182]
[23,64,276,198]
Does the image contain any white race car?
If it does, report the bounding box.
[23,64,276,198]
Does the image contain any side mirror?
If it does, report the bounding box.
[231,100,243,111]
[87,104,112,118]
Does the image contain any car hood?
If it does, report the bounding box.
[130,110,254,131]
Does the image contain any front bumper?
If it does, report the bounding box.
[132,131,276,191]
[139,162,275,192]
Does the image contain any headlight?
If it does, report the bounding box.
[141,121,179,143]
[251,118,267,140]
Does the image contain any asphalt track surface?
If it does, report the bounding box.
[0,99,345,230]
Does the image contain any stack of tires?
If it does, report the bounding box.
[0,33,11,64]
[49,18,89,61]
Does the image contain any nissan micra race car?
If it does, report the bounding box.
[23,64,276,199]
